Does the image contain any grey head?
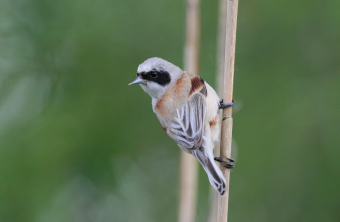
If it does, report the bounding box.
[129,57,183,99]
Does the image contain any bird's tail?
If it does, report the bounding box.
[192,149,226,195]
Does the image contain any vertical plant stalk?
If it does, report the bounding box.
[178,0,200,222]
[207,0,227,221]
[218,0,239,222]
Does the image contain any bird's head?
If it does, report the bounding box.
[129,57,183,99]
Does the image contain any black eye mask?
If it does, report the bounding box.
[138,69,171,86]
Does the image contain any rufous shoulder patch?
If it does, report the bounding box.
[189,76,204,97]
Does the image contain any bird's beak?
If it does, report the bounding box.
[128,76,144,85]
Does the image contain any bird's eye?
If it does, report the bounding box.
[150,72,158,78]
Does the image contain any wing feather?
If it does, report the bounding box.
[167,90,206,149]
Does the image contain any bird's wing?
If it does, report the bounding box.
[167,85,207,149]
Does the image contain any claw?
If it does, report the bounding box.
[226,157,235,162]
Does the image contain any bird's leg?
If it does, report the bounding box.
[214,157,235,169]
[219,99,235,109]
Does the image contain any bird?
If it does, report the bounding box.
[129,57,234,195]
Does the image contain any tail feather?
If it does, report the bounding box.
[192,149,226,195]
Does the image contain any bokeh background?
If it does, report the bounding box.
[1,0,340,221]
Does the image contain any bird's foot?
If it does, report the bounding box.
[214,157,235,169]
[218,99,235,109]
[219,99,235,109]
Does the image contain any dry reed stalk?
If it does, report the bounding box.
[178,0,200,222]
[217,0,239,222]
[207,0,228,221]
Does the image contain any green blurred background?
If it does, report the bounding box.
[1,0,339,221]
